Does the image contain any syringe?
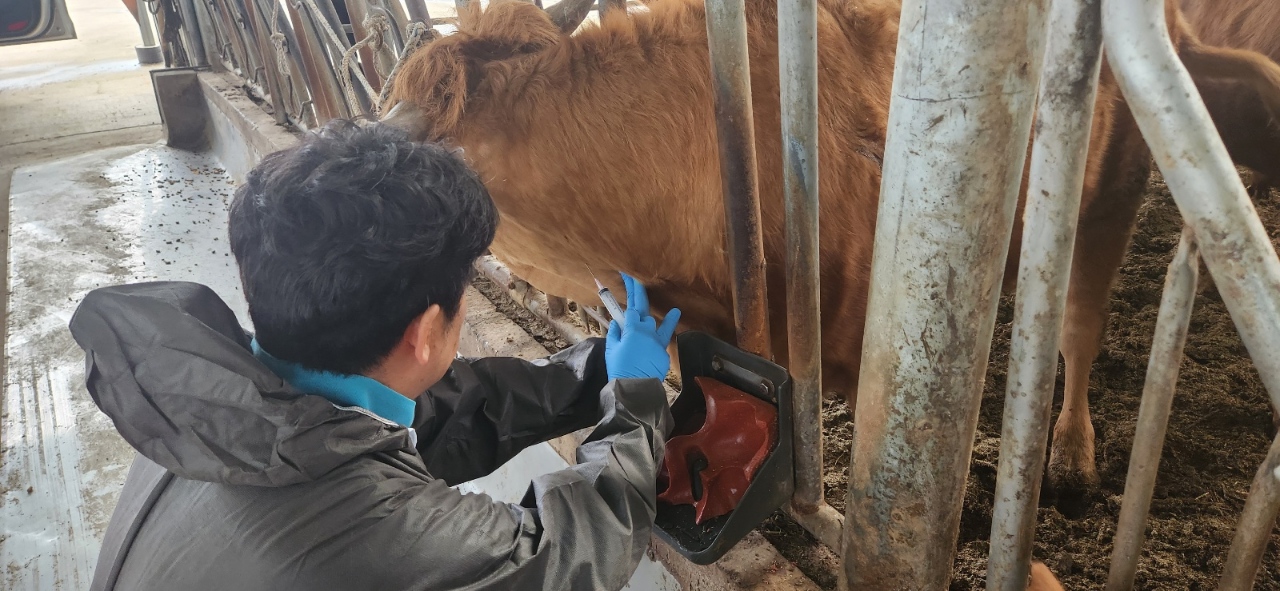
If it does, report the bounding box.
[588,268,626,323]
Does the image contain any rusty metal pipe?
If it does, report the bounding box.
[175,0,209,66]
[985,0,1102,587]
[344,0,385,91]
[210,0,252,74]
[703,0,771,358]
[842,0,1050,586]
[286,0,348,121]
[777,0,822,513]
[1105,227,1199,591]
[241,0,290,124]
[270,0,320,127]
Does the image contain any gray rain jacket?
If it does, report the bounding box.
[70,282,673,591]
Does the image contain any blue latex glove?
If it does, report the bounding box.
[605,273,682,381]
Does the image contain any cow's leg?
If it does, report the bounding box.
[1248,171,1275,200]
[1050,144,1149,499]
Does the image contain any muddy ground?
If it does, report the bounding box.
[474,170,1280,590]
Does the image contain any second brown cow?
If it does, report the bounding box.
[1181,0,1280,197]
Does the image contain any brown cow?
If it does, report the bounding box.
[1181,0,1280,197]
[380,0,1280,501]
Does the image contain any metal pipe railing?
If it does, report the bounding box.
[1220,433,1280,590]
[286,0,349,121]
[1105,226,1199,591]
[842,0,1049,586]
[227,0,271,93]
[776,0,833,532]
[703,0,772,359]
[241,0,290,124]
[985,0,1102,587]
[210,0,252,73]
[176,0,210,66]
[1102,0,1280,586]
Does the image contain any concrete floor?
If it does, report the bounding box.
[1,145,245,590]
[1,0,170,587]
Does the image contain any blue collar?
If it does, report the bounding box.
[252,340,416,427]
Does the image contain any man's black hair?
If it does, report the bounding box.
[229,119,497,375]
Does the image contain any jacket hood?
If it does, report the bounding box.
[69,282,413,487]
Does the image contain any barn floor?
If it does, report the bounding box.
[757,173,1280,590]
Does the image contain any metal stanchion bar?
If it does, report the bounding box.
[1220,433,1280,590]
[985,0,1102,587]
[842,0,1050,586]
[286,0,349,121]
[241,0,290,124]
[703,0,772,358]
[1105,227,1199,591]
[777,0,824,516]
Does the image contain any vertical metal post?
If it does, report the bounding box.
[191,0,227,71]
[703,0,771,358]
[210,0,253,75]
[286,0,348,121]
[1105,227,1199,591]
[345,0,385,91]
[242,0,290,124]
[136,0,166,64]
[405,0,431,23]
[985,0,1102,587]
[176,0,209,66]
[842,0,1049,587]
[1102,0,1280,585]
[1220,433,1280,590]
[777,0,822,513]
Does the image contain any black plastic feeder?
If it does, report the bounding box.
[653,331,794,565]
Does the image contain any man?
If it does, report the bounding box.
[71,120,682,590]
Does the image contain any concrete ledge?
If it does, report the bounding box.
[197,71,299,182]
[194,74,818,591]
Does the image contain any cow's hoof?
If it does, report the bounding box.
[1048,438,1099,518]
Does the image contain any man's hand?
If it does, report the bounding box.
[605,274,681,381]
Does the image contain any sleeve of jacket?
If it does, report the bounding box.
[413,338,615,485]
[391,376,674,591]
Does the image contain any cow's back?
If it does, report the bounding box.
[1182,0,1280,62]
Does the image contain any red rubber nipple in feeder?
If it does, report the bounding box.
[658,376,779,524]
